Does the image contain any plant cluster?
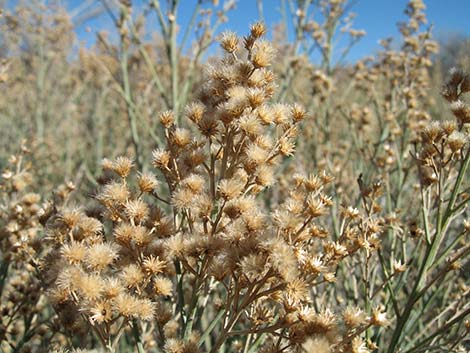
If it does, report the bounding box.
[0,1,469,353]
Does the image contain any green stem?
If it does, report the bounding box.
[387,148,470,353]
[120,15,143,170]
[198,308,225,347]
[169,0,180,117]
[132,321,145,353]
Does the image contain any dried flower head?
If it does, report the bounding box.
[220,31,239,53]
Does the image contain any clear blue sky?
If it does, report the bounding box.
[29,0,470,62]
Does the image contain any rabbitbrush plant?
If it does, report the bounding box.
[0,4,469,352]
[38,24,392,353]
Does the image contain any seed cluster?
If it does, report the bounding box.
[0,1,469,353]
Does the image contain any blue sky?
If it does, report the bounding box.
[22,0,470,62]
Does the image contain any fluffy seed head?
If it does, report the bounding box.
[291,103,307,122]
[220,31,239,53]
[99,182,129,205]
[113,293,140,318]
[121,264,144,289]
[218,178,245,200]
[154,276,173,296]
[103,277,124,299]
[371,308,388,326]
[251,40,275,69]
[246,88,265,108]
[447,131,467,152]
[61,242,87,264]
[256,106,273,125]
[135,298,156,321]
[77,273,104,300]
[451,100,470,124]
[125,199,149,223]
[245,143,269,167]
[305,195,328,218]
[351,337,370,353]
[171,128,192,148]
[302,336,331,353]
[112,156,134,178]
[181,174,205,193]
[143,255,167,275]
[85,243,119,271]
[250,22,266,38]
[239,114,263,137]
[343,306,367,328]
[152,149,171,169]
[159,110,175,128]
[138,172,159,193]
[185,102,205,124]
[90,301,113,324]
